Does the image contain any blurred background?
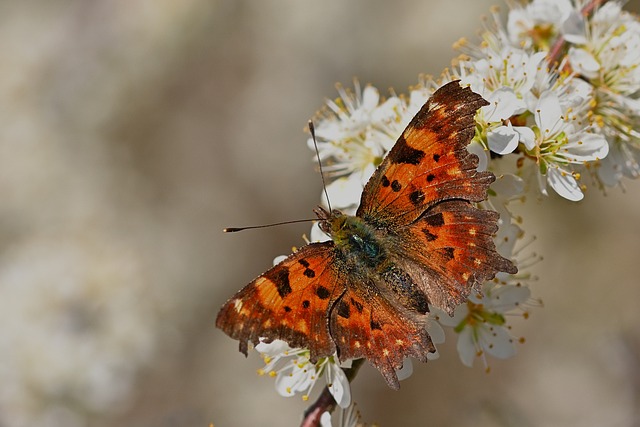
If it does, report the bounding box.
[2,1,640,426]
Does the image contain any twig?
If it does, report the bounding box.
[300,359,365,427]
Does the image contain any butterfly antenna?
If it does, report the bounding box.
[309,121,332,212]
[223,218,317,233]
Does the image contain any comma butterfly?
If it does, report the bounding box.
[216,80,517,389]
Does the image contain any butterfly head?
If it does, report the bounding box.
[313,206,346,237]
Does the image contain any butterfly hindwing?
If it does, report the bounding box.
[329,282,435,390]
[392,200,518,313]
[215,242,345,361]
[357,81,491,227]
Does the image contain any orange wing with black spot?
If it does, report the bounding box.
[329,284,436,389]
[392,200,518,314]
[215,242,345,361]
[357,80,492,227]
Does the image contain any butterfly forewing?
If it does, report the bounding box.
[215,242,345,360]
[357,81,491,227]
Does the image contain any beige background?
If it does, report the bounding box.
[2,1,640,426]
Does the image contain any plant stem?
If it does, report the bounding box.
[300,359,365,427]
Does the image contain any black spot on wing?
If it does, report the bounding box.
[422,228,438,241]
[433,153,441,162]
[302,300,310,309]
[381,175,390,187]
[303,268,315,278]
[337,300,350,318]
[265,267,291,298]
[298,259,310,268]
[391,180,402,192]
[424,212,445,227]
[316,286,330,300]
[443,247,455,261]
[426,173,435,182]
[350,298,364,313]
[409,190,425,206]
[392,134,425,165]
[370,320,382,330]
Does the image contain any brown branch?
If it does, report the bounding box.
[300,359,365,427]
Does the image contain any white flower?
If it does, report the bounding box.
[255,340,351,408]
[515,91,608,200]
[597,137,640,187]
[434,281,530,368]
[320,402,364,427]
[506,0,582,49]
[564,2,640,146]
[458,46,548,156]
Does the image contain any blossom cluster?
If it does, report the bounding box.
[251,0,640,424]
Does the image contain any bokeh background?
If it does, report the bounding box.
[2,1,640,426]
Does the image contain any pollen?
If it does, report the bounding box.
[354,341,361,348]
[462,272,470,281]
[395,339,404,346]
[263,319,272,328]
[383,348,390,356]
[469,228,477,236]
[474,258,482,266]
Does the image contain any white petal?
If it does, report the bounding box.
[488,125,520,155]
[456,328,477,367]
[482,87,525,122]
[426,315,446,344]
[434,305,466,327]
[361,85,380,111]
[564,132,609,162]
[487,284,531,312]
[562,10,587,44]
[568,47,600,79]
[395,358,413,381]
[479,326,516,359]
[324,174,364,210]
[491,173,524,198]
[328,366,351,408]
[514,126,536,151]
[547,166,583,201]
[310,222,331,243]
[536,92,564,137]
[320,412,333,427]
[467,141,489,171]
[255,339,291,355]
[272,255,288,266]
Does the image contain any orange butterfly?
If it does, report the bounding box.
[216,81,517,389]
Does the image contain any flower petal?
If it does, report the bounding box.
[456,328,477,367]
[328,365,351,408]
[568,47,600,79]
[514,126,536,151]
[488,124,520,155]
[547,166,583,201]
[395,358,414,381]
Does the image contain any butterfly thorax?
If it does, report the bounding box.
[314,206,386,268]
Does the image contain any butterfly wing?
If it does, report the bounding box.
[329,278,436,390]
[216,242,345,361]
[391,200,518,313]
[357,80,492,227]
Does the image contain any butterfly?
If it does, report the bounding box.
[216,80,517,389]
